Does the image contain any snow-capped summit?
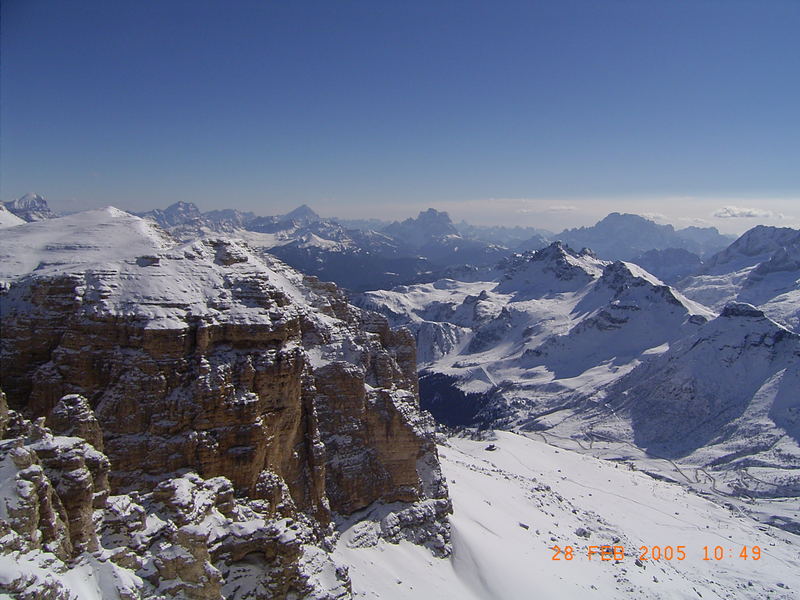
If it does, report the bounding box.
[138,201,259,237]
[597,259,664,291]
[0,206,173,282]
[496,241,606,297]
[703,225,800,274]
[140,200,203,228]
[4,192,57,221]
[359,238,716,431]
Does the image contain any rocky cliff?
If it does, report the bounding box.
[0,208,450,598]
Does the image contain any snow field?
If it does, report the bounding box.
[336,432,800,599]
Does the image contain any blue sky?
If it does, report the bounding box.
[2,0,798,232]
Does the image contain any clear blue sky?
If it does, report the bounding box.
[2,0,798,232]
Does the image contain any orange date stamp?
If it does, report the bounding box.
[550,544,762,561]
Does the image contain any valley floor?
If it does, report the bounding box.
[335,431,800,599]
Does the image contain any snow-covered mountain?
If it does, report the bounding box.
[359,237,800,540]
[3,192,57,222]
[356,242,713,426]
[703,225,800,274]
[558,212,733,260]
[571,303,800,489]
[380,208,510,268]
[283,203,322,225]
[383,208,460,248]
[137,201,256,237]
[679,225,800,331]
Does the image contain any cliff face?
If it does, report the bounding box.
[0,393,353,599]
[0,209,449,598]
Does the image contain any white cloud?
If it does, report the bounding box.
[640,212,667,222]
[676,216,711,226]
[712,206,784,219]
[546,205,578,212]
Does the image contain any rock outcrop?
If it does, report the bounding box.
[0,401,351,599]
[0,208,450,598]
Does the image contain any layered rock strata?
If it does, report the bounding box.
[0,209,450,598]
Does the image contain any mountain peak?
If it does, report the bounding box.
[5,193,56,222]
[496,241,606,296]
[558,212,728,260]
[538,239,567,254]
[599,260,663,290]
[284,204,320,222]
[417,207,452,222]
[703,225,800,273]
[15,192,47,206]
[595,212,674,233]
[163,201,202,217]
[411,208,456,232]
[382,207,459,249]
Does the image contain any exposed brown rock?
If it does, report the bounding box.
[1,240,446,523]
[46,394,104,451]
[0,227,450,597]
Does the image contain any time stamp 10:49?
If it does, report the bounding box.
[551,545,763,562]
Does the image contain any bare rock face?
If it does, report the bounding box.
[46,394,105,452]
[0,406,350,599]
[0,210,450,597]
[1,232,446,510]
[0,403,107,567]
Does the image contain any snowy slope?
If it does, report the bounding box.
[578,303,800,492]
[0,207,174,282]
[0,207,372,337]
[0,204,26,228]
[336,431,800,599]
[679,226,800,331]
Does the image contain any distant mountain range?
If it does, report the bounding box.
[127,201,740,292]
[0,194,772,296]
[135,202,519,291]
[556,212,734,260]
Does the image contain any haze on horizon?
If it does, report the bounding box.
[2,1,798,235]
